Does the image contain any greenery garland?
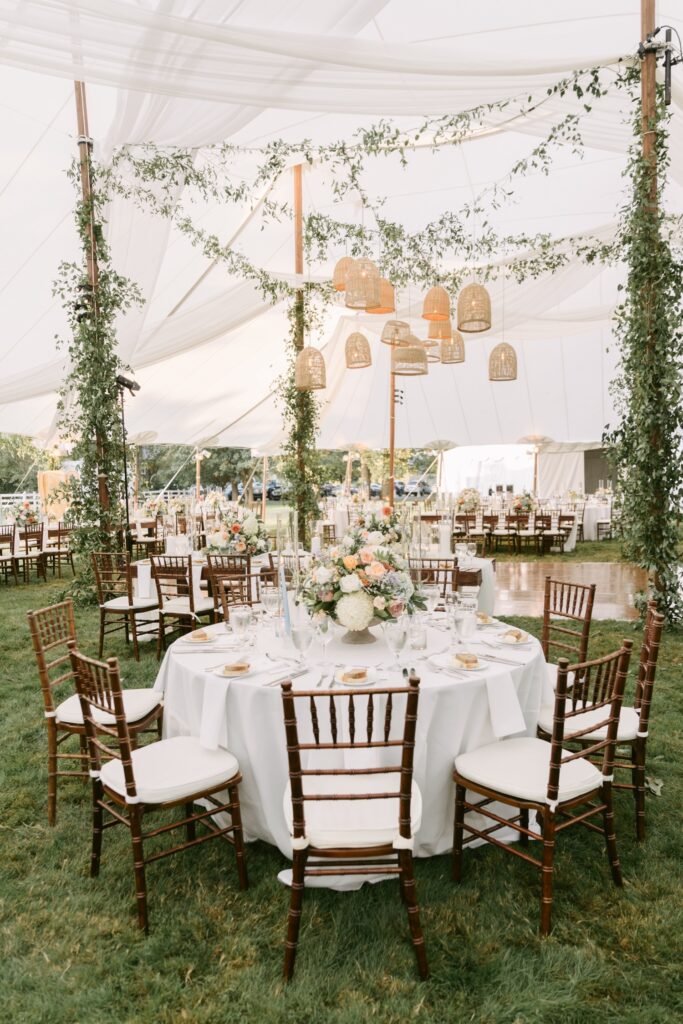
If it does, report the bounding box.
[604,74,683,622]
[54,159,142,602]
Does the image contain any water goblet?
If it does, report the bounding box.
[383,618,407,671]
[422,584,441,622]
[261,585,280,620]
[315,615,332,664]
[291,622,314,664]
[231,605,253,647]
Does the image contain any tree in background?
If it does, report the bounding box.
[0,434,59,492]
[138,445,255,499]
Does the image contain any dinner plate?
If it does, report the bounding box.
[427,652,486,673]
[334,666,379,687]
[181,632,214,645]
[495,635,533,648]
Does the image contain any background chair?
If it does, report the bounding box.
[28,600,163,825]
[69,644,247,931]
[151,554,215,657]
[92,551,159,661]
[541,576,596,686]
[279,673,428,980]
[453,640,633,934]
[15,524,46,582]
[0,523,18,584]
[44,522,76,578]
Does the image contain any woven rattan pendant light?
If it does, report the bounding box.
[489,342,517,381]
[421,285,450,321]
[345,258,380,309]
[345,331,372,369]
[422,338,440,363]
[367,278,396,315]
[457,282,491,333]
[391,336,428,376]
[440,332,465,364]
[381,319,411,346]
[427,318,453,341]
[332,256,355,292]
[295,346,327,390]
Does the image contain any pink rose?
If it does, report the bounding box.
[388,600,404,618]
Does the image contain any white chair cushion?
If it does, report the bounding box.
[283,774,422,849]
[102,595,159,611]
[162,595,214,615]
[537,701,639,743]
[454,736,602,805]
[99,735,239,804]
[56,687,162,726]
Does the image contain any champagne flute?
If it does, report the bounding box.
[315,615,332,665]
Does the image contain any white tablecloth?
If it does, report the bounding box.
[582,503,611,542]
[153,619,545,886]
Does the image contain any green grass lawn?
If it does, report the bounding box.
[2,577,683,1023]
[490,539,626,563]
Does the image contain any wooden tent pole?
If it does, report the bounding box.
[73,80,110,516]
[388,370,396,506]
[292,164,306,545]
[261,454,268,522]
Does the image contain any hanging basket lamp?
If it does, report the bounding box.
[457,283,491,333]
[381,319,411,346]
[489,342,517,381]
[345,258,381,310]
[332,256,355,292]
[295,346,327,390]
[428,318,453,341]
[440,332,465,364]
[367,278,396,315]
[391,336,429,376]
[422,285,450,322]
[421,338,440,363]
[345,331,372,369]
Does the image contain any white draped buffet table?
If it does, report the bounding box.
[154,618,546,887]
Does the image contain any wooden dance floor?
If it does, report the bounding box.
[494,561,647,620]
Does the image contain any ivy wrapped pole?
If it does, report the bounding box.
[279,165,321,549]
[74,81,110,518]
[606,1,683,620]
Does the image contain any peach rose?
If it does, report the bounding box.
[231,523,241,534]
[343,555,358,570]
[359,547,374,565]
[367,561,386,579]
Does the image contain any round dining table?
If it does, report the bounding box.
[153,615,547,888]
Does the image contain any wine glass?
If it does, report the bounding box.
[422,584,441,621]
[291,622,314,664]
[315,615,332,664]
[261,585,280,620]
[231,605,253,647]
[467,542,477,563]
[383,618,407,671]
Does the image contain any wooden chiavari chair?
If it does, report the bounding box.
[490,512,518,553]
[538,604,664,841]
[281,553,307,585]
[207,553,251,614]
[453,640,633,934]
[214,574,264,622]
[28,600,163,826]
[408,557,458,602]
[575,502,586,542]
[464,512,490,554]
[321,523,336,546]
[0,523,18,584]
[16,523,46,581]
[514,512,542,554]
[151,554,216,657]
[133,516,164,559]
[280,672,427,980]
[541,576,596,688]
[92,551,159,661]
[68,644,247,932]
[44,522,76,578]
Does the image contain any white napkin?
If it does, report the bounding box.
[198,655,277,749]
[485,670,527,738]
[135,561,153,599]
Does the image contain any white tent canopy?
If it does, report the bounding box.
[0,1,682,451]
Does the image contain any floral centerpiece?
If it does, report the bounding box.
[143,495,167,517]
[356,506,404,545]
[10,500,39,527]
[512,491,534,512]
[455,487,481,513]
[207,508,269,556]
[300,532,424,644]
[169,496,187,513]
[565,489,585,502]
[204,489,228,514]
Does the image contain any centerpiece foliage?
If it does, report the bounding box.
[300,531,424,633]
[455,488,482,513]
[206,507,269,557]
[356,507,404,545]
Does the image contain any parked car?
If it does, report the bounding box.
[394,480,406,497]
[404,478,431,497]
[267,479,282,501]
[369,482,382,498]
